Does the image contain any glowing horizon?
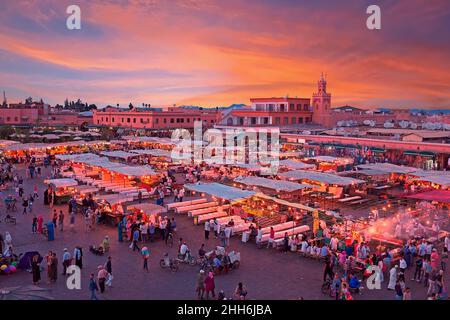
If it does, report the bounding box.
[1,0,450,109]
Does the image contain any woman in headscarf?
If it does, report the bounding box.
[388,265,398,290]
[204,272,216,300]
[37,215,44,234]
[32,254,41,285]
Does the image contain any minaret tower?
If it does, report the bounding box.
[2,91,7,107]
[311,73,332,126]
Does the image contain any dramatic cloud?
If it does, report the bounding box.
[0,0,449,108]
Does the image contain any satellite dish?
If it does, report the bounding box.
[384,121,394,128]
[410,122,418,129]
[399,120,409,128]
[370,120,376,127]
[363,120,371,126]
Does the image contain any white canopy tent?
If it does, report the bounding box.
[412,176,450,188]
[109,165,158,178]
[234,176,313,192]
[278,170,365,186]
[95,194,133,205]
[100,151,140,160]
[129,149,172,158]
[184,182,256,201]
[44,178,78,188]
[279,159,316,170]
[127,203,167,215]
[357,163,418,174]
[73,185,100,194]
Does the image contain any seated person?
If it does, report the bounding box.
[349,274,361,292]
[100,236,110,252]
[213,256,223,273]
[315,246,322,256]
[179,242,189,259]
[198,244,206,258]
[310,244,318,256]
[228,219,235,227]
[300,240,309,253]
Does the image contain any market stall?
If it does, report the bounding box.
[94,194,130,225]
[44,178,78,204]
[233,176,313,199]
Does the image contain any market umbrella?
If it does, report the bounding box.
[0,285,54,300]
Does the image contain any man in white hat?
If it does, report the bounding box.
[388,265,398,290]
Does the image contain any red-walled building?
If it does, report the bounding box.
[219,75,332,127]
[0,102,92,127]
[93,106,220,129]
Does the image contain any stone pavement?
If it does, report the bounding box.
[0,164,445,300]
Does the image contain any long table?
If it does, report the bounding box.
[260,225,310,243]
[167,198,207,210]
[189,205,230,217]
[196,211,228,224]
[338,196,361,203]
[176,202,218,214]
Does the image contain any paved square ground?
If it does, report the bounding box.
[0,164,445,300]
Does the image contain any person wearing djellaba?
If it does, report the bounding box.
[388,265,398,290]
[118,220,124,242]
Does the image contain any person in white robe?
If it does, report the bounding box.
[387,265,398,290]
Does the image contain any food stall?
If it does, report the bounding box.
[127,203,167,224]
[44,178,78,204]
[233,176,313,200]
[129,149,173,167]
[278,170,365,200]
[304,156,354,172]
[94,194,131,225]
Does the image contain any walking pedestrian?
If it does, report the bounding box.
[31,255,41,285]
[224,225,232,247]
[52,210,58,230]
[89,274,99,300]
[22,197,28,215]
[204,272,216,300]
[204,220,210,240]
[58,210,64,231]
[37,215,44,234]
[62,248,71,275]
[70,212,76,232]
[196,270,206,299]
[32,215,37,234]
[141,246,150,272]
[50,252,58,282]
[97,265,108,293]
[132,228,140,251]
[74,246,83,269]
[268,227,275,248]
[105,256,113,287]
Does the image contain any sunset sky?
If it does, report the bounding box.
[1,0,450,109]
